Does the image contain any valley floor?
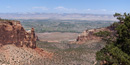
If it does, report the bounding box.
[37,40,106,65]
[0,40,105,65]
[36,32,79,42]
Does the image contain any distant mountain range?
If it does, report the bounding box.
[0,13,117,21]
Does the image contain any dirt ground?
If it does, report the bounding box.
[0,44,53,65]
[36,32,79,42]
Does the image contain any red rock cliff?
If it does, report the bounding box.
[0,20,36,49]
[76,28,111,44]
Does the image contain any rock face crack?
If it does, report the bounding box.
[0,20,36,49]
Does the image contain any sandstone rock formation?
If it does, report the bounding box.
[0,19,54,65]
[0,20,36,49]
[76,28,111,44]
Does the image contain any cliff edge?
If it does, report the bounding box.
[0,19,36,49]
[76,27,113,44]
[0,19,53,65]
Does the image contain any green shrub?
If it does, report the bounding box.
[94,31,110,37]
[96,13,130,65]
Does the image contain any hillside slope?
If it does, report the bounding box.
[0,19,53,65]
[0,44,52,65]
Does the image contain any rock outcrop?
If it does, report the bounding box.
[0,20,36,49]
[76,27,111,44]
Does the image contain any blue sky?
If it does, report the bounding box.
[0,0,129,14]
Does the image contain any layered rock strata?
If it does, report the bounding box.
[0,20,36,49]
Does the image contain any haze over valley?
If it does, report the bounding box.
[0,13,116,21]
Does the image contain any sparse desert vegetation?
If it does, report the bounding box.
[36,41,106,65]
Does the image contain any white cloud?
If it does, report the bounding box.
[54,6,77,13]
[6,6,11,8]
[101,9,107,11]
[87,9,91,11]
[54,6,67,10]
[81,9,115,14]
[32,6,49,10]
[53,7,112,14]
[30,6,114,14]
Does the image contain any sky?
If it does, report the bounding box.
[0,0,129,14]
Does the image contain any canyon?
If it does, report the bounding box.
[0,19,114,65]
